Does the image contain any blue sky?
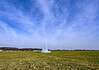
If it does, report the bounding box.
[0,0,99,50]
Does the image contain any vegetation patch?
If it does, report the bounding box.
[0,51,99,70]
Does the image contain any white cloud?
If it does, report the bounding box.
[0,0,99,49]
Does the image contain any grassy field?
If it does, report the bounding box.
[0,50,99,70]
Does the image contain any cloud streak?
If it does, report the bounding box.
[0,0,99,49]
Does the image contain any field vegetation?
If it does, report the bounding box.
[0,50,99,70]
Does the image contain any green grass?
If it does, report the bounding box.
[0,50,99,70]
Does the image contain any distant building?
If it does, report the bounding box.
[41,47,51,53]
[0,50,2,52]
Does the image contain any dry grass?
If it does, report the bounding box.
[0,50,99,70]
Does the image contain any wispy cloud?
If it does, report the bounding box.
[0,0,99,49]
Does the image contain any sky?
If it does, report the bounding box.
[0,0,99,50]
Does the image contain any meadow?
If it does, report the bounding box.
[0,50,99,70]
